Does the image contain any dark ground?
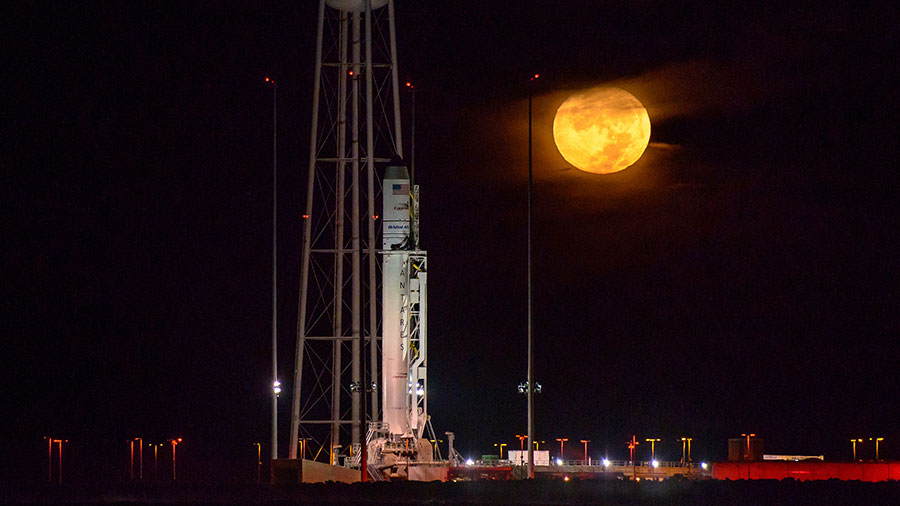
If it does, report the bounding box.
[4,480,900,506]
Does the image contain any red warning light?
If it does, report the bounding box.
[302,214,310,219]
[406,81,411,87]
[348,70,354,76]
[532,73,540,80]
[372,215,379,220]
[265,77,269,82]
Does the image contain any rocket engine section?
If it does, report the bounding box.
[382,163,412,437]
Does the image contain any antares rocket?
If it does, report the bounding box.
[368,160,435,477]
[381,161,427,439]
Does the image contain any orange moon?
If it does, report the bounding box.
[552,87,651,174]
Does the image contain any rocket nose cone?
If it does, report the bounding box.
[385,157,409,180]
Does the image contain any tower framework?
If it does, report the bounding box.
[289,0,403,462]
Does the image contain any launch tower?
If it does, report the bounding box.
[289,0,435,478]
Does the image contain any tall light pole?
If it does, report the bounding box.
[168,438,182,480]
[150,443,161,480]
[680,437,692,464]
[850,438,863,461]
[870,437,884,460]
[265,76,279,464]
[44,437,52,483]
[627,436,639,463]
[494,443,507,460]
[527,71,540,480]
[134,438,143,480]
[580,440,590,464]
[253,443,262,483]
[556,437,568,461]
[741,433,756,460]
[44,437,66,484]
[515,434,527,466]
[627,436,639,480]
[646,438,660,462]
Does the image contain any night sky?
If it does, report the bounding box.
[5,1,899,483]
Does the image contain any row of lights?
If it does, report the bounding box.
[129,437,183,481]
[850,437,885,460]
[43,437,182,484]
[494,435,698,463]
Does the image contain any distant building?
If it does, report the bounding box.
[508,450,550,466]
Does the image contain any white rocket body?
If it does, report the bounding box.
[382,165,411,437]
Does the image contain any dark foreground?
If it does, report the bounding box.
[4,480,900,506]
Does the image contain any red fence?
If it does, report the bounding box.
[712,461,900,482]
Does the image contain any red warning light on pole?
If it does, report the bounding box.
[302,214,310,219]
[532,73,540,80]
[265,77,269,82]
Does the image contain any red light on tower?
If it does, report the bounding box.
[265,77,269,82]
[532,73,540,80]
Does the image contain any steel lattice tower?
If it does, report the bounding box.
[289,0,403,462]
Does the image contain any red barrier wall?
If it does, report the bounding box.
[712,461,900,482]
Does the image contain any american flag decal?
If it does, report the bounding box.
[392,183,409,195]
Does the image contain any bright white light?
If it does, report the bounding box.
[556,458,563,466]
[701,462,708,470]
[652,460,659,468]
[273,380,282,394]
[465,458,474,466]
[563,476,570,482]
[602,458,611,467]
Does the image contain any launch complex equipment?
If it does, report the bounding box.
[289,0,446,480]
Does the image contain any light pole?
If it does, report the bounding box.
[533,440,545,450]
[741,433,756,460]
[253,443,262,483]
[645,438,660,462]
[870,437,884,460]
[150,444,161,480]
[44,437,52,483]
[556,438,568,462]
[627,436,639,462]
[297,438,310,460]
[129,439,134,480]
[680,437,692,464]
[168,438,182,480]
[44,437,66,484]
[515,434,527,465]
[134,438,143,480]
[580,440,590,464]
[494,443,507,460]
[526,72,540,480]
[265,75,279,464]
[627,436,639,481]
[850,438,863,461]
[49,438,68,484]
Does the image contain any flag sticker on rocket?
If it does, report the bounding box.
[392,183,409,195]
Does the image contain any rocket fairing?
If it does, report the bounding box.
[382,163,411,436]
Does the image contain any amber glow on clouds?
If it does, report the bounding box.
[553,87,651,174]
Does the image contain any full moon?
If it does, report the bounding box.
[552,87,651,174]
